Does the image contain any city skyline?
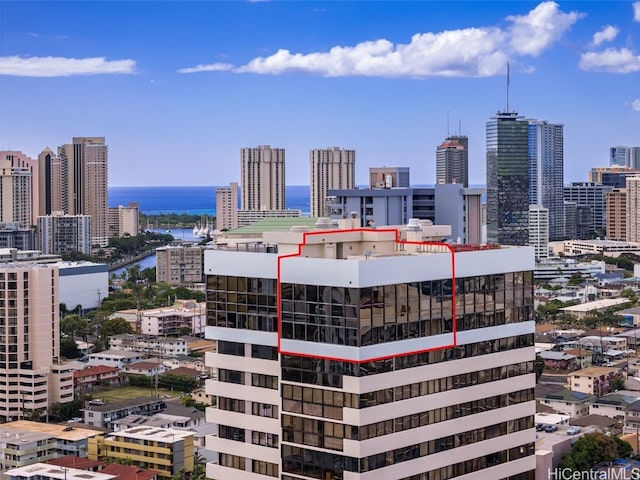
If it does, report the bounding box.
[1,1,639,187]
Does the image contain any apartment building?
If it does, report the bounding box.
[88,426,194,479]
[216,182,238,231]
[310,148,355,217]
[0,264,73,422]
[204,219,536,480]
[37,212,91,255]
[156,244,204,286]
[108,202,139,238]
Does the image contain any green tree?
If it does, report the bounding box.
[611,376,626,391]
[558,432,619,472]
[60,337,80,359]
[101,317,134,338]
[60,314,89,340]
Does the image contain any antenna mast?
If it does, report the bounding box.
[506,62,510,113]
[446,110,450,137]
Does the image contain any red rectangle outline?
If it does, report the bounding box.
[276,228,457,364]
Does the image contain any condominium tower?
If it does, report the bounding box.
[606,188,627,242]
[436,136,468,187]
[41,138,109,247]
[527,120,564,240]
[610,146,640,169]
[241,146,285,211]
[486,112,530,245]
[216,182,239,231]
[204,220,536,480]
[0,263,73,421]
[310,148,355,217]
[0,151,38,228]
[37,212,91,255]
[626,176,640,244]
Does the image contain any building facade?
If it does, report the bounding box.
[527,120,564,240]
[204,222,536,480]
[108,202,139,238]
[369,166,410,189]
[0,264,73,422]
[310,148,356,217]
[53,137,108,247]
[37,212,91,255]
[216,182,239,231]
[627,176,640,244]
[241,146,285,211]
[0,223,35,250]
[156,244,205,286]
[528,205,549,261]
[589,166,640,188]
[436,136,468,187]
[486,112,530,245]
[610,146,640,169]
[0,157,33,228]
[563,182,613,239]
[607,188,627,241]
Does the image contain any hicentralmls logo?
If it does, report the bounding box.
[548,468,640,479]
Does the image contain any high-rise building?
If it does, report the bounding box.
[0,151,37,228]
[55,137,109,248]
[528,205,549,260]
[241,145,285,211]
[37,212,91,255]
[204,222,536,480]
[563,182,613,239]
[0,263,73,421]
[626,176,640,244]
[610,146,640,169]
[0,223,35,250]
[589,166,640,188]
[37,147,64,216]
[527,120,564,240]
[310,148,355,217]
[155,244,204,286]
[486,112,530,245]
[216,182,239,231]
[436,135,468,187]
[108,202,139,238]
[606,188,627,241]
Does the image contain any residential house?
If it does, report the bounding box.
[536,385,594,418]
[73,366,122,394]
[589,392,640,420]
[567,366,624,396]
[122,361,166,377]
[81,398,166,430]
[539,350,577,371]
[87,351,145,369]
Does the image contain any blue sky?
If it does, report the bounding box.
[1,1,639,187]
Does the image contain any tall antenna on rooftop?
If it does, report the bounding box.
[506,62,510,113]
[458,119,462,136]
[446,110,450,137]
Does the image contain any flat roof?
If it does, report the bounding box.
[568,366,620,377]
[5,463,116,480]
[560,298,629,312]
[107,426,193,443]
[2,420,101,441]
[228,217,319,236]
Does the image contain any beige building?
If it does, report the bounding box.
[528,205,549,260]
[52,137,109,247]
[567,366,622,396]
[0,263,73,421]
[37,147,64,215]
[627,176,640,243]
[216,182,238,230]
[108,202,139,238]
[310,147,355,217]
[241,145,285,211]
[156,244,204,286]
[0,153,35,228]
[607,188,627,241]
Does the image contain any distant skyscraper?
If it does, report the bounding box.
[310,147,355,217]
[528,120,564,240]
[606,188,627,241]
[241,145,285,211]
[37,147,64,215]
[626,176,640,243]
[108,202,139,238]
[528,205,549,260]
[589,166,640,188]
[38,212,91,255]
[486,112,529,245]
[610,146,640,169]
[216,182,239,230]
[436,135,468,187]
[0,151,38,228]
[563,182,613,239]
[55,137,109,247]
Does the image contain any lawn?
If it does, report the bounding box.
[89,385,181,403]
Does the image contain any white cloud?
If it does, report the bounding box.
[632,99,640,111]
[507,1,584,56]
[178,1,582,78]
[634,2,640,22]
[0,56,136,77]
[579,48,640,73]
[593,25,619,45]
[177,63,234,74]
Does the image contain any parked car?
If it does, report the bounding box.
[567,426,581,435]
[544,424,559,433]
[535,424,545,432]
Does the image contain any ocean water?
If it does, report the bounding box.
[109,185,311,216]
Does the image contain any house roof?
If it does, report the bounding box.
[100,464,158,480]
[45,456,104,470]
[126,361,163,370]
[169,367,200,377]
[539,351,576,361]
[73,365,120,378]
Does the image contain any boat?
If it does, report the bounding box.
[192,224,200,236]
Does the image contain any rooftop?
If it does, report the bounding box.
[107,426,193,443]
[2,420,101,441]
[560,298,629,312]
[5,464,115,480]
[82,397,165,413]
[568,366,621,377]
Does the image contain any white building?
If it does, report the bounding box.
[204,220,536,480]
[57,261,109,311]
[37,212,91,255]
[87,350,145,369]
[528,205,549,260]
[109,334,189,356]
